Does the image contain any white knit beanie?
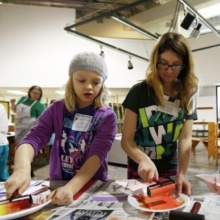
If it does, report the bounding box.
[68,51,108,81]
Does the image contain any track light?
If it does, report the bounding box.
[100,51,105,58]
[99,45,105,58]
[180,12,195,30]
[128,56,133,70]
[190,23,202,39]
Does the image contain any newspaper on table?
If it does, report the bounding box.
[44,179,156,220]
[44,177,220,220]
[3,177,219,220]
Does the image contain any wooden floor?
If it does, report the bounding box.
[33,142,219,181]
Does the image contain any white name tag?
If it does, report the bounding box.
[72,113,92,132]
[158,99,180,117]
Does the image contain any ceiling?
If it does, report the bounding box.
[1,0,220,35]
[1,0,220,99]
[1,0,220,49]
[0,0,161,18]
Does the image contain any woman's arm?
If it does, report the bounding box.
[176,119,193,196]
[10,99,16,113]
[121,108,158,182]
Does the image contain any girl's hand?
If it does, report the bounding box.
[176,173,191,196]
[4,170,31,199]
[47,185,74,206]
[138,159,159,183]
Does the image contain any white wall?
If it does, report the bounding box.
[0,4,75,88]
[189,34,220,87]
[197,96,216,122]
[1,4,220,90]
[0,4,149,90]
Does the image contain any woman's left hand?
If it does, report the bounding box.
[176,173,191,196]
[47,185,74,206]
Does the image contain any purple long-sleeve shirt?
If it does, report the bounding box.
[19,99,117,181]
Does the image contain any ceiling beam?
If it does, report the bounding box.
[65,29,149,61]
[0,0,118,9]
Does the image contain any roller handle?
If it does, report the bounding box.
[169,210,205,220]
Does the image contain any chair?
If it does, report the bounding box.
[205,122,219,166]
[191,122,220,166]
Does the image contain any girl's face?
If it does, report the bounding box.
[157,49,183,84]
[72,70,103,108]
[30,88,41,100]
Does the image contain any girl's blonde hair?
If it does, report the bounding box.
[146,32,199,114]
[64,75,108,113]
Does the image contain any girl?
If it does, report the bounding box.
[121,32,199,197]
[5,51,117,206]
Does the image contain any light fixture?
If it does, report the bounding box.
[99,45,105,58]
[178,0,220,39]
[7,90,27,95]
[180,12,195,30]
[190,23,202,39]
[128,56,133,70]
[55,90,65,95]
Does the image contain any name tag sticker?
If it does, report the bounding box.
[158,99,180,117]
[72,113,92,132]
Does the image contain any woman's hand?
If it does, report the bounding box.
[4,170,31,199]
[47,185,74,206]
[10,99,16,104]
[176,173,191,196]
[138,159,159,183]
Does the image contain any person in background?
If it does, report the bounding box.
[121,32,199,196]
[10,85,46,177]
[5,51,117,206]
[47,99,57,154]
[0,103,10,181]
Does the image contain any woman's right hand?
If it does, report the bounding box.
[10,99,16,104]
[138,158,159,183]
[4,170,31,199]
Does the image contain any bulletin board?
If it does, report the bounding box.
[0,101,10,119]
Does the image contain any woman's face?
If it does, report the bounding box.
[72,70,103,108]
[30,88,41,100]
[157,49,183,84]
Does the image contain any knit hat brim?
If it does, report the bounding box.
[69,51,108,81]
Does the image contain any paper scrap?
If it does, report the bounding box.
[103,181,128,194]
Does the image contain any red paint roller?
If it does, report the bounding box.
[147,178,176,197]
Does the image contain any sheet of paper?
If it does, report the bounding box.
[0,180,46,199]
[103,181,128,194]
[126,180,149,191]
[196,174,220,194]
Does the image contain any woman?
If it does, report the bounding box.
[5,51,117,206]
[10,85,46,177]
[10,85,46,145]
[121,32,199,196]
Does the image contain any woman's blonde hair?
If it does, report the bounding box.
[64,75,108,113]
[146,32,199,114]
